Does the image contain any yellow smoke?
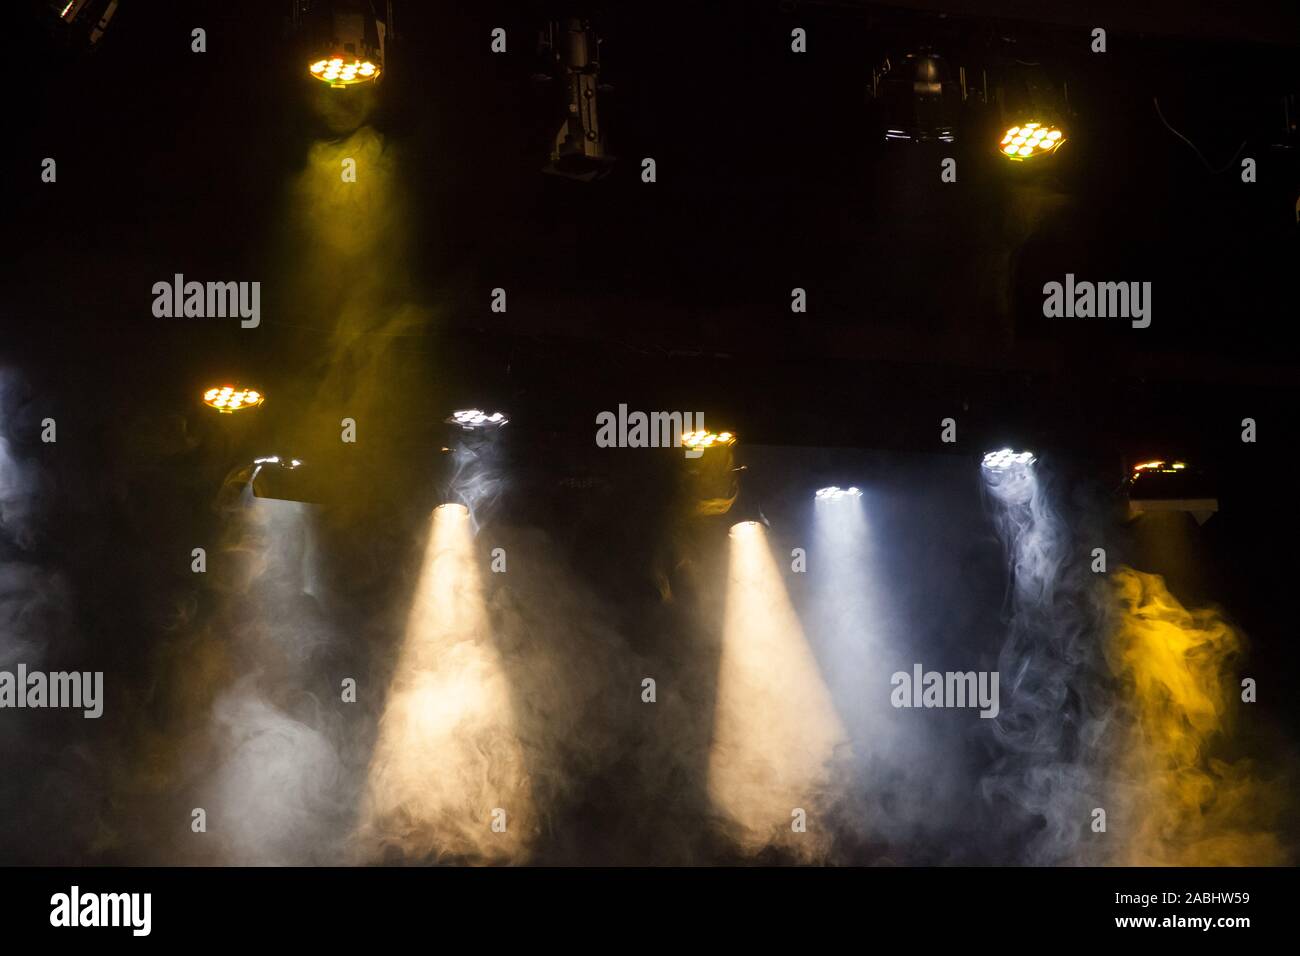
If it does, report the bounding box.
[278,126,430,463]
[1106,568,1286,865]
[708,522,847,859]
[355,504,534,863]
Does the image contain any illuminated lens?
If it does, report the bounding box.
[999,122,1065,160]
[203,385,264,414]
[982,448,1035,470]
[681,429,738,449]
[449,409,509,429]
[815,486,863,500]
[311,55,381,86]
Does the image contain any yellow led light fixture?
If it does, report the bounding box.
[309,56,380,88]
[203,385,264,413]
[1132,460,1188,479]
[998,122,1066,161]
[681,430,736,451]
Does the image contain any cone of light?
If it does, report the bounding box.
[707,520,846,858]
[355,503,533,863]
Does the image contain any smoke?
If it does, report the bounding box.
[111,481,360,865]
[205,685,347,865]
[0,369,82,862]
[976,458,1289,866]
[444,434,510,532]
[1102,568,1288,865]
[978,458,1113,865]
[0,371,44,551]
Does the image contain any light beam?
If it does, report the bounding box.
[356,504,533,863]
[708,520,846,859]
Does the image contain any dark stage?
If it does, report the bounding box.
[2,0,1299,938]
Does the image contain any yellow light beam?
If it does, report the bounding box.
[708,521,847,859]
[355,504,533,863]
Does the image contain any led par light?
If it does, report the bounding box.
[982,448,1036,471]
[1127,459,1217,524]
[1131,460,1187,479]
[203,385,264,413]
[253,455,303,469]
[309,56,380,87]
[250,455,322,503]
[297,0,387,89]
[874,51,960,144]
[681,430,736,452]
[815,486,862,501]
[446,409,509,431]
[998,122,1065,161]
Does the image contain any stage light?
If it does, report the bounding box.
[872,51,960,144]
[247,456,322,503]
[815,486,862,501]
[446,409,509,430]
[1127,459,1216,524]
[998,122,1065,161]
[981,448,1035,470]
[682,429,736,452]
[541,18,616,182]
[203,385,264,413]
[296,0,387,90]
[1132,460,1188,479]
[309,56,381,88]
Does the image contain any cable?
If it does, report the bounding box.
[1152,97,1247,174]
